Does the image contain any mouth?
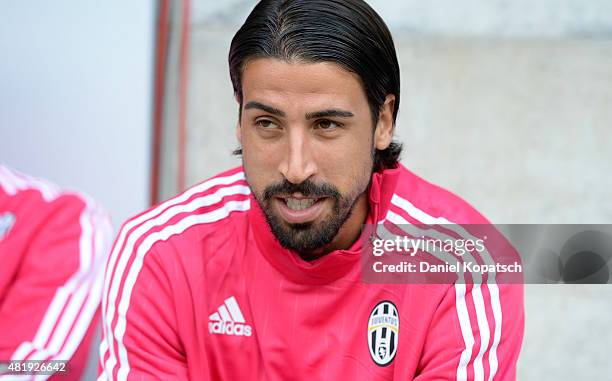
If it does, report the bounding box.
[273,195,328,224]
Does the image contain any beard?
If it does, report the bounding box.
[252,177,368,257]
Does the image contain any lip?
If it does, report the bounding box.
[274,196,328,224]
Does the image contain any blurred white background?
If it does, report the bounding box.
[0,1,155,226]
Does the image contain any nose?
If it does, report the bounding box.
[278,128,317,184]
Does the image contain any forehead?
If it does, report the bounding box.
[241,58,368,110]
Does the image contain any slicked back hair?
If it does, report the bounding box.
[229,0,402,172]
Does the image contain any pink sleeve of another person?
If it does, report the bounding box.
[0,166,112,381]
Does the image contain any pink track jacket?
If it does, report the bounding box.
[99,164,523,380]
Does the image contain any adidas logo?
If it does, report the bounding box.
[208,296,253,337]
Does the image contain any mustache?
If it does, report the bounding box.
[263,179,341,201]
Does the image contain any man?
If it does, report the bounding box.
[99,1,524,380]
[0,164,111,380]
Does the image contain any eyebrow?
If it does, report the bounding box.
[244,101,285,117]
[305,109,354,120]
[244,101,354,120]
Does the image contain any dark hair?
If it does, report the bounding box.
[229,0,402,172]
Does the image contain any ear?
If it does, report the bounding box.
[374,95,395,150]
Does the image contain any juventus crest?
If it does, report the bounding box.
[367,300,399,366]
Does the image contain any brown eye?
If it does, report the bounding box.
[317,120,340,130]
[255,119,278,129]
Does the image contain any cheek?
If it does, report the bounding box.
[315,134,374,192]
[241,129,281,193]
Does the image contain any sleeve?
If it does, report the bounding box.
[0,195,112,381]
[414,283,524,381]
[98,230,188,381]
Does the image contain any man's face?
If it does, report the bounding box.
[237,58,393,256]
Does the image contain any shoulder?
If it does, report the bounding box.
[115,166,251,258]
[0,164,62,201]
[390,164,490,225]
[0,164,109,230]
[0,165,111,283]
[102,166,251,327]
